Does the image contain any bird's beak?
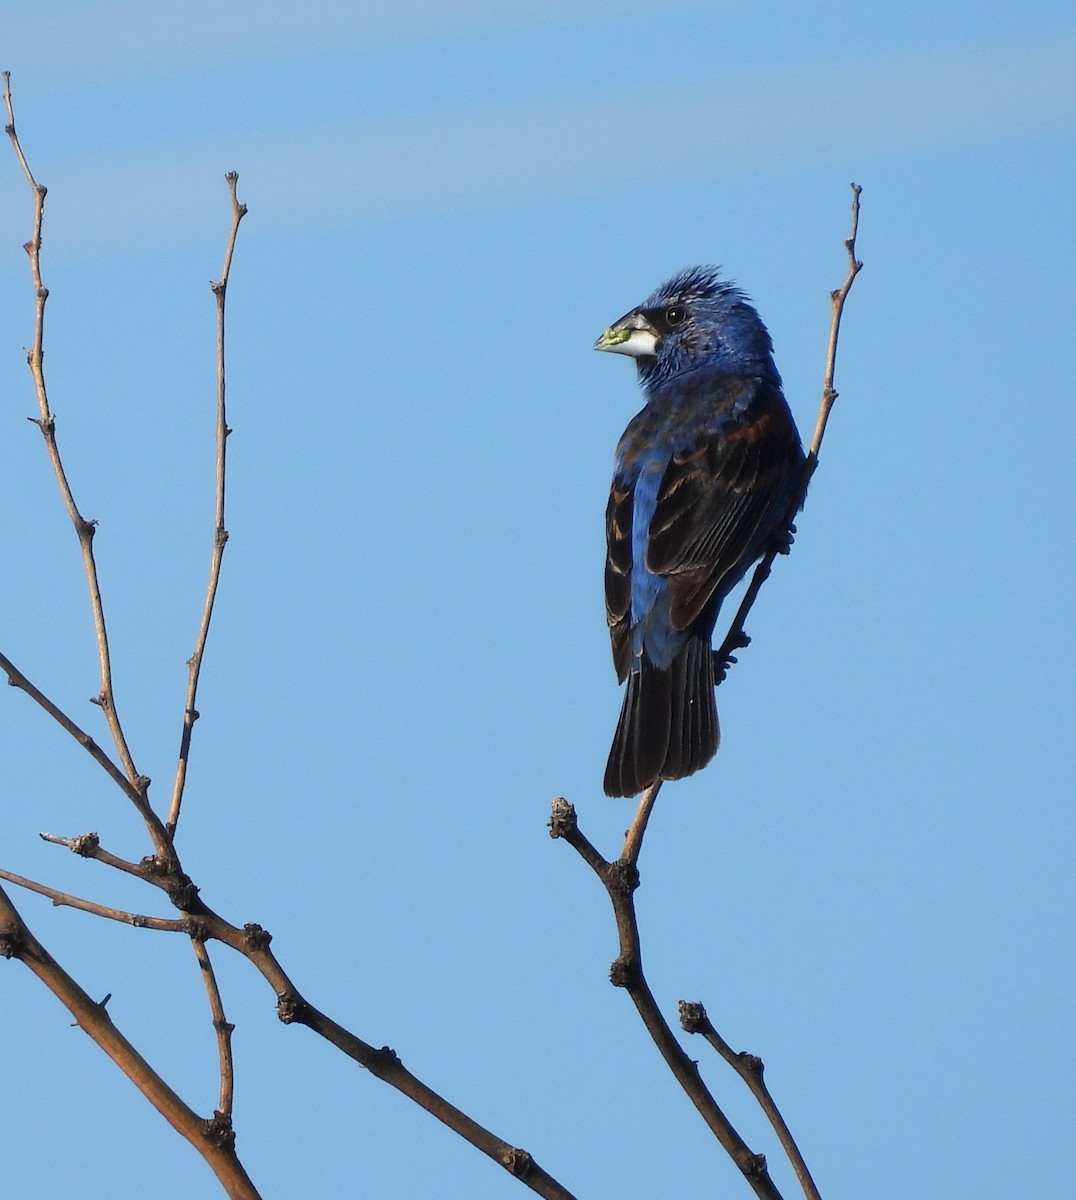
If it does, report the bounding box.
[594,310,658,358]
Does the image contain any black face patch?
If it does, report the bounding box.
[645,304,689,336]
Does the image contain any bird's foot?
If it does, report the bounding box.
[712,634,750,685]
[768,521,796,556]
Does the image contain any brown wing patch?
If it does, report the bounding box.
[605,480,635,682]
[646,382,802,631]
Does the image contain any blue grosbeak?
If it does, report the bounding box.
[596,266,804,797]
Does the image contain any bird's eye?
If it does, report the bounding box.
[665,306,686,326]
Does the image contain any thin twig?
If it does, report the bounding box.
[133,892,576,1200]
[0,868,186,932]
[0,883,261,1200]
[0,650,168,845]
[550,799,784,1200]
[191,935,236,1121]
[808,182,864,459]
[681,1002,821,1200]
[39,831,149,880]
[552,190,863,1197]
[168,172,247,837]
[3,75,581,1200]
[3,73,147,815]
[204,905,578,1199]
[27,827,580,1200]
[715,183,863,674]
[622,780,661,868]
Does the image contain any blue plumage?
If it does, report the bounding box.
[596,267,805,796]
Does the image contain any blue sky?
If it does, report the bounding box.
[1,4,1074,1198]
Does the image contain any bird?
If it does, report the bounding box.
[596,266,805,797]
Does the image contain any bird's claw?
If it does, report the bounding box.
[712,635,750,684]
[769,522,796,555]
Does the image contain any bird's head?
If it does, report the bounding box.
[594,266,779,391]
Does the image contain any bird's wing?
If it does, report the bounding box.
[646,381,803,631]
[605,479,634,682]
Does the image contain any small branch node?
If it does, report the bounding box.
[242,922,272,951]
[502,1147,535,1178]
[741,1151,769,1180]
[203,1111,236,1151]
[166,875,200,911]
[0,931,24,958]
[740,1052,764,1083]
[372,1045,401,1069]
[609,954,638,989]
[548,796,577,839]
[276,991,306,1024]
[607,858,640,899]
[679,999,708,1034]
[185,917,212,941]
[56,830,100,857]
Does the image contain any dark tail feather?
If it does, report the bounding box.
[603,636,720,797]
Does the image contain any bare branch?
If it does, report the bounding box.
[40,830,149,880]
[0,882,261,1200]
[191,935,236,1122]
[4,77,580,1200]
[179,905,579,1200]
[1,649,168,844]
[550,799,784,1199]
[3,72,146,807]
[809,182,864,457]
[0,867,186,932]
[681,1002,822,1200]
[551,189,864,1197]
[622,780,661,867]
[296,1003,576,1198]
[715,183,864,676]
[25,832,581,1199]
[168,172,248,837]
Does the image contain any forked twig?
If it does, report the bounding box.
[554,187,864,1199]
[3,72,578,1200]
[168,173,247,837]
[33,821,580,1200]
[681,1002,821,1200]
[3,72,148,828]
[550,797,784,1200]
[0,883,262,1200]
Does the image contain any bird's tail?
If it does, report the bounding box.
[603,635,719,798]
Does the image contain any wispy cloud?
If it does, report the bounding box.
[16,32,1076,253]
[2,0,675,79]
